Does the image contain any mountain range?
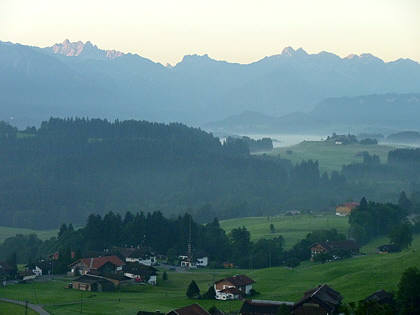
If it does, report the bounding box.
[206,93,420,134]
[1,39,420,129]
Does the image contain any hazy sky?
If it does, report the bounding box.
[1,0,419,65]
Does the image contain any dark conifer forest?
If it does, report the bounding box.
[0,118,419,228]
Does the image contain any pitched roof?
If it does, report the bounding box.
[311,240,359,251]
[365,290,394,304]
[169,304,210,315]
[293,284,342,312]
[240,299,293,315]
[71,255,124,269]
[216,274,255,286]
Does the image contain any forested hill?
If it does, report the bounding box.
[0,118,358,229]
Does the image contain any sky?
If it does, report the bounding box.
[1,0,419,65]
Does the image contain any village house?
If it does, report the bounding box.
[123,262,158,285]
[214,275,255,300]
[335,202,359,216]
[240,300,294,315]
[310,240,360,260]
[196,256,208,267]
[377,244,400,254]
[292,284,342,315]
[70,274,115,292]
[364,289,394,306]
[167,304,210,315]
[126,249,157,266]
[69,255,125,275]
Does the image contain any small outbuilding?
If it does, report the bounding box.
[71,274,115,292]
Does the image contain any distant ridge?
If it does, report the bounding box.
[1,39,420,128]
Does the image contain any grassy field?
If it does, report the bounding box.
[268,141,397,173]
[0,301,38,315]
[220,214,349,248]
[0,226,58,243]
[1,235,419,314]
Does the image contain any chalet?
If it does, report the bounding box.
[167,304,210,315]
[240,300,294,315]
[335,202,359,216]
[378,244,400,253]
[364,289,394,305]
[292,284,342,315]
[214,275,255,300]
[123,262,158,285]
[69,255,124,275]
[310,240,360,260]
[70,274,115,292]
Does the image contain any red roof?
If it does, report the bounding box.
[74,255,124,270]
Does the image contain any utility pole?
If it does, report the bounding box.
[25,301,28,315]
[80,292,83,313]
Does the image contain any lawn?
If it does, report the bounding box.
[220,214,349,248]
[268,141,397,173]
[0,226,58,243]
[1,235,419,314]
[0,301,38,315]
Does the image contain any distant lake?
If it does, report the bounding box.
[241,134,326,148]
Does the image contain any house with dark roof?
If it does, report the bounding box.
[310,240,360,260]
[70,274,115,292]
[364,289,394,305]
[240,299,294,315]
[167,304,210,315]
[292,284,342,315]
[214,275,255,300]
[69,255,125,275]
[377,244,400,254]
[123,262,158,285]
[126,248,157,266]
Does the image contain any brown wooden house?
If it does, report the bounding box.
[292,284,342,315]
[214,275,255,300]
[167,304,210,315]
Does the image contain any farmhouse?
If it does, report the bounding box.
[214,275,255,300]
[377,244,400,253]
[70,255,124,275]
[167,304,210,315]
[292,284,342,315]
[70,274,115,292]
[123,262,158,285]
[364,289,394,305]
[310,240,360,260]
[335,202,359,216]
[240,299,294,315]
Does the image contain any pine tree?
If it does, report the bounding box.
[186,280,200,298]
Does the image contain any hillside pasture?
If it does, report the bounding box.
[220,214,349,248]
[0,226,58,243]
[268,141,397,173]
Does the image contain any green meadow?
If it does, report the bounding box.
[220,214,349,248]
[1,235,419,314]
[0,226,58,243]
[0,301,38,315]
[268,141,397,173]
